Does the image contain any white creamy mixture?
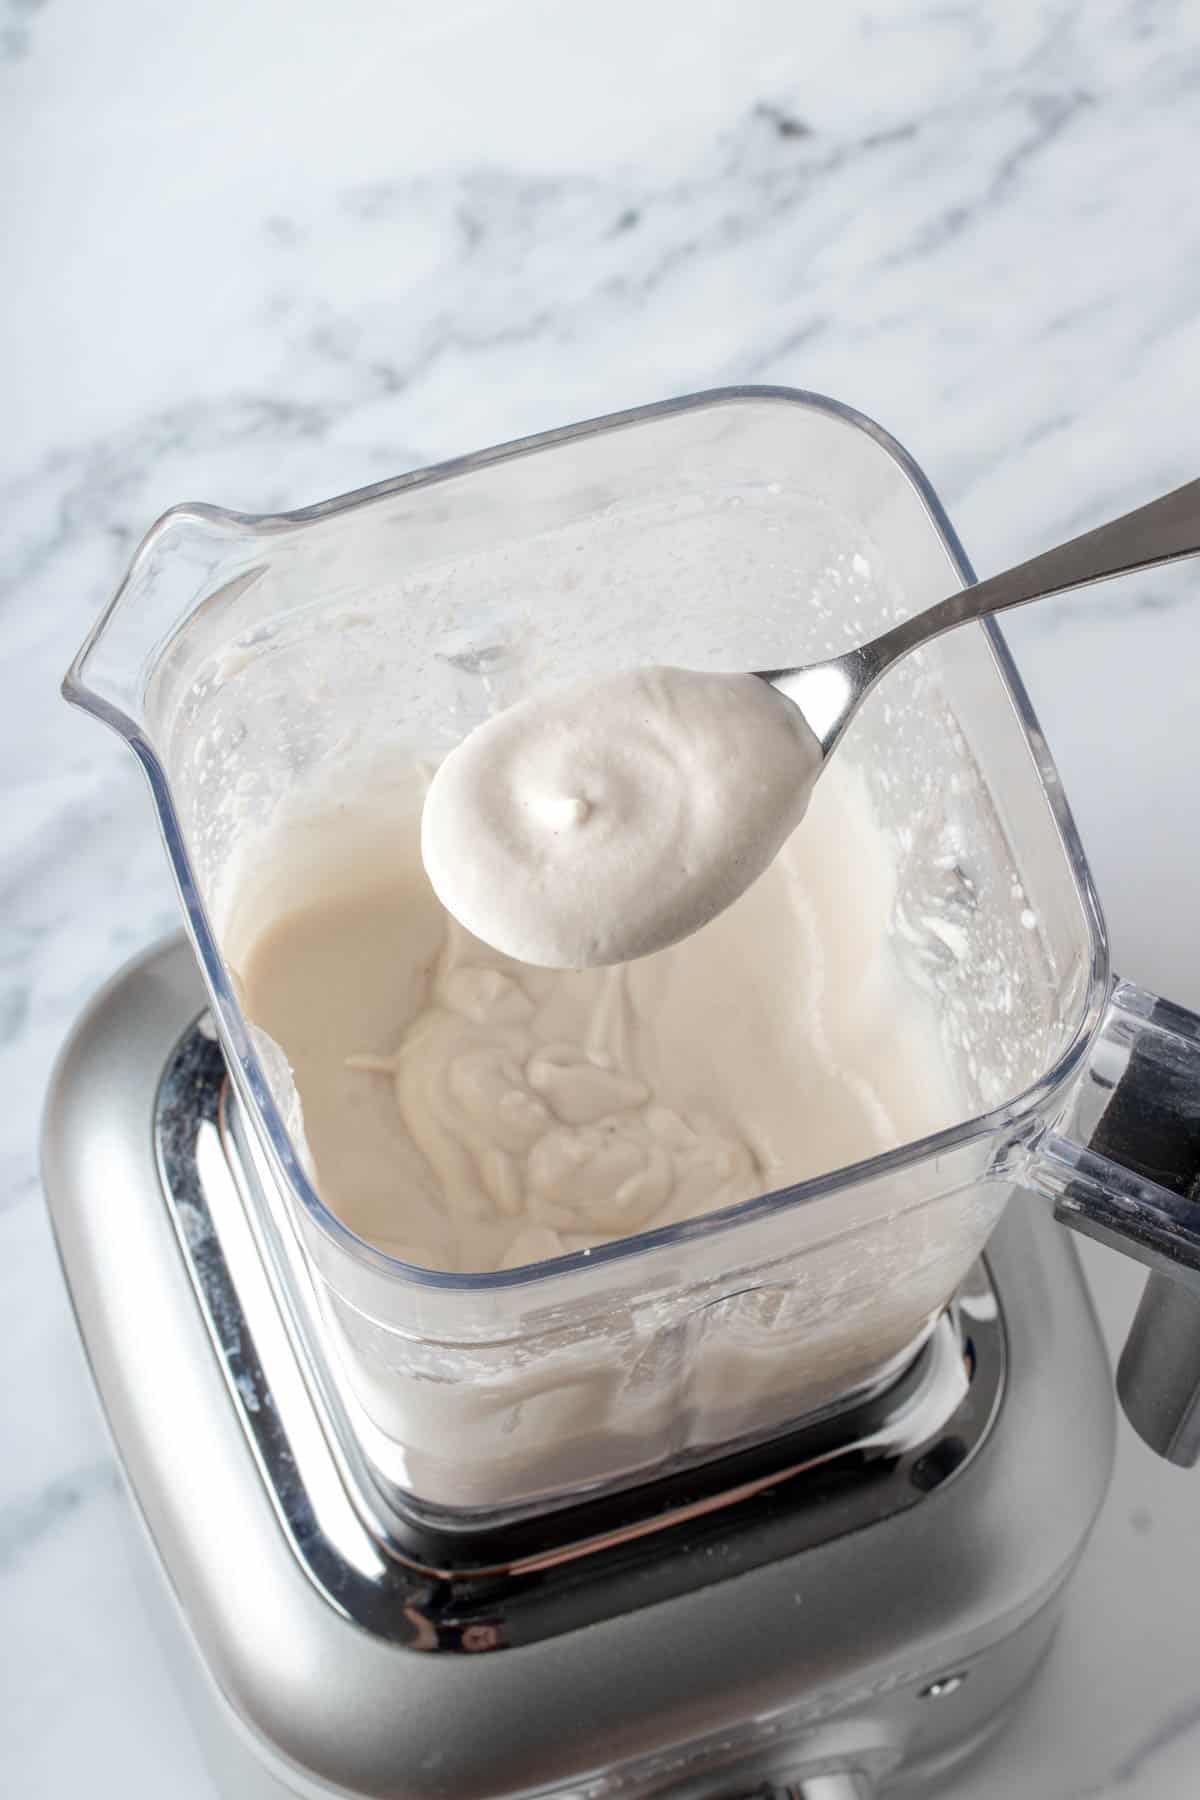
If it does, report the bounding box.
[232,756,959,1275]
[421,665,823,968]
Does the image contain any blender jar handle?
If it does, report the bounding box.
[1029,980,1200,1466]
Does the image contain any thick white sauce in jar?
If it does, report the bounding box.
[230,756,958,1274]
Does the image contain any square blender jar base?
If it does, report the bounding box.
[43,933,1115,1799]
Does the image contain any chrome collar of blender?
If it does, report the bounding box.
[156,1015,1007,1653]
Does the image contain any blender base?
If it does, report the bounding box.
[43,938,1117,1798]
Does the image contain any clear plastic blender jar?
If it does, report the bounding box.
[65,387,1200,1514]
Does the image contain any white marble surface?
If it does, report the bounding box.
[5,1,1200,1794]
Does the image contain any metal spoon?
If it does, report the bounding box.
[759,477,1200,756]
[422,476,1200,971]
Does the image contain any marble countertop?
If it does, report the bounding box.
[5,2,1200,1794]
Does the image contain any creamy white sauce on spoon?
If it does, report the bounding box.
[421,665,823,969]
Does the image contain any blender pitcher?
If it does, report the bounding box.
[63,386,1200,1517]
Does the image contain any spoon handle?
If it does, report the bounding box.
[866,474,1200,675]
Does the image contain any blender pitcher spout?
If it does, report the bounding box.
[1027,980,1200,1465]
[63,502,267,737]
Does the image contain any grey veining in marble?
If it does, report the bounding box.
[5,1,1200,1794]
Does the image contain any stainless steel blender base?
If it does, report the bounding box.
[44,938,1117,1798]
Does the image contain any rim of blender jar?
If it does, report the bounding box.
[64,385,1111,1292]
